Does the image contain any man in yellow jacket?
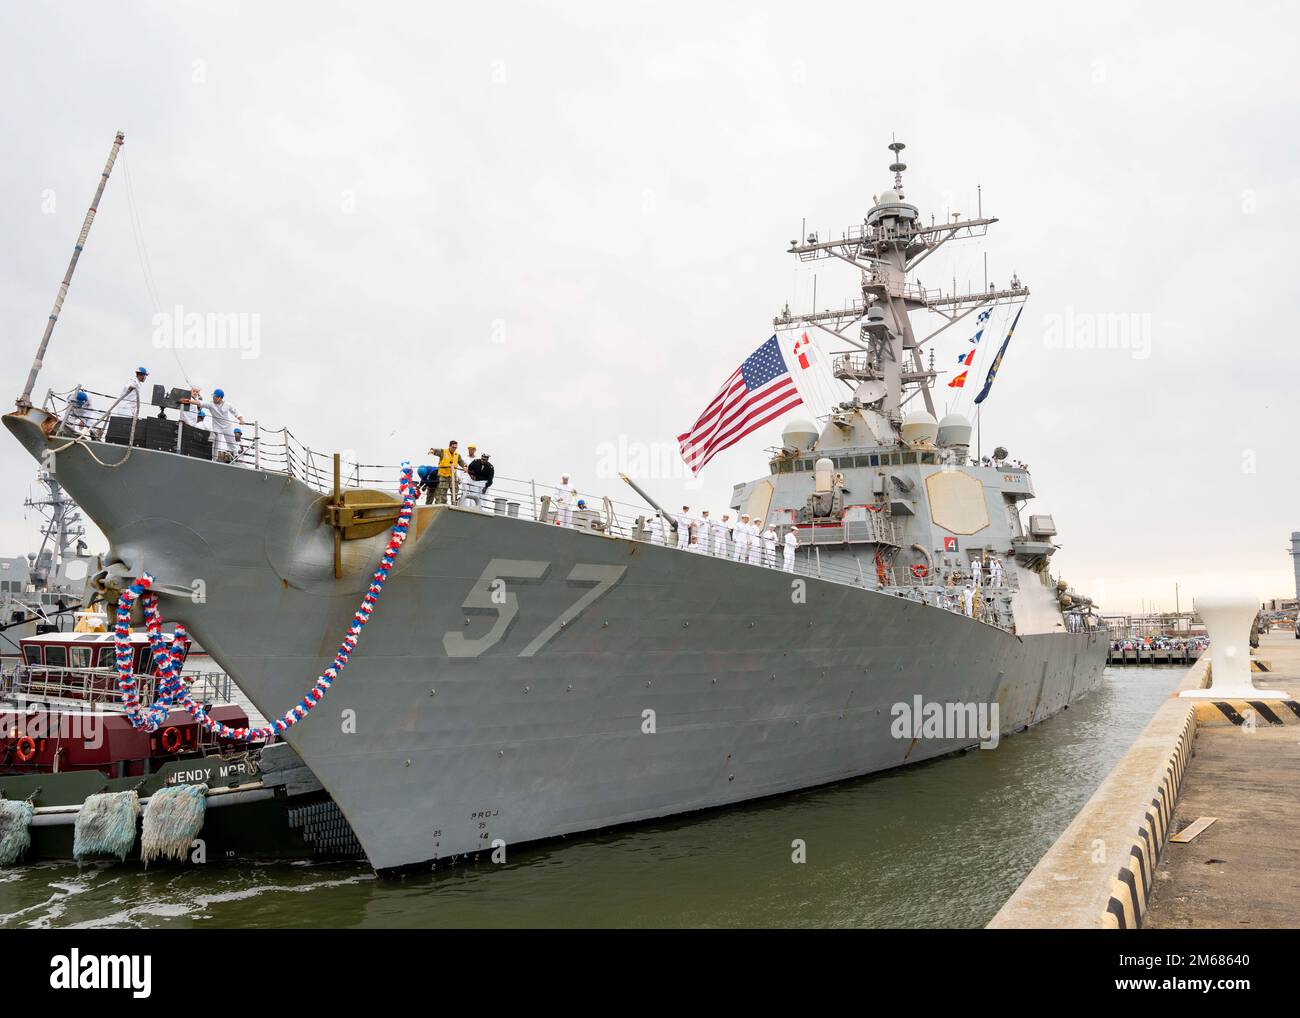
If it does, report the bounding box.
[429,441,465,504]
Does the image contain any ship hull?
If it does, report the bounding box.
[4,417,1108,872]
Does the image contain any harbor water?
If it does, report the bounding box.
[0,666,1181,929]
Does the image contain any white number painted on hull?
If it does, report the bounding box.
[442,559,626,658]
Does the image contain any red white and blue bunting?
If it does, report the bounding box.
[113,463,416,742]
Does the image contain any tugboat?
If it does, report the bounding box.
[0,628,364,864]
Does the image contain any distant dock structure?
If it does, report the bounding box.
[1103,610,1206,666]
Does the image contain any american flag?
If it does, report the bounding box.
[677,335,803,475]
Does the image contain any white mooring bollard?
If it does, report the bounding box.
[1180,594,1291,699]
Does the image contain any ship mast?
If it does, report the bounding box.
[17,131,125,409]
[24,471,87,591]
[774,139,1028,419]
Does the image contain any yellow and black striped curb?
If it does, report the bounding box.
[1194,700,1300,727]
[1102,707,1196,929]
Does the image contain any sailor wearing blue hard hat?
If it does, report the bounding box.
[197,387,246,463]
[64,388,97,436]
[112,366,149,422]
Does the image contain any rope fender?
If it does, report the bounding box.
[113,463,416,742]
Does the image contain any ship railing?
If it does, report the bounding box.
[2,665,233,712]
[36,389,1023,632]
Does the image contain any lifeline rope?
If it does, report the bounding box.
[113,463,415,742]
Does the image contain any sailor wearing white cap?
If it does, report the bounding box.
[989,556,1005,587]
[673,506,695,551]
[694,510,713,553]
[783,528,799,572]
[761,525,777,568]
[648,512,666,545]
[733,513,751,561]
[711,512,730,557]
[554,473,576,527]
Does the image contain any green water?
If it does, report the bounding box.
[0,667,1181,929]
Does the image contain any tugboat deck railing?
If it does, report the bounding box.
[2,665,234,712]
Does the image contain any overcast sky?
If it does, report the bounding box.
[1,0,1297,613]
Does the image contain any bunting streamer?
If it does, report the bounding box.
[113,463,416,742]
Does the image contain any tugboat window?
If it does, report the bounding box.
[44,645,67,667]
[70,646,92,668]
[24,646,40,666]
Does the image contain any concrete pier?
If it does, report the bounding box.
[1144,632,1300,927]
[989,630,1300,929]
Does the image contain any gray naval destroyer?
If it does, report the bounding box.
[6,137,1107,872]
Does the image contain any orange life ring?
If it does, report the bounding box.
[160,726,182,754]
[15,736,36,762]
[910,563,929,579]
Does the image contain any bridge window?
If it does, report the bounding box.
[24,646,40,666]
[69,646,92,669]
[43,645,67,667]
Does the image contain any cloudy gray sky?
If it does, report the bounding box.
[2,0,1297,612]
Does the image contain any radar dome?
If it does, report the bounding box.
[877,189,900,204]
[900,410,938,447]
[937,413,973,449]
[782,418,819,451]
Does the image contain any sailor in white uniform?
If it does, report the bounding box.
[112,366,149,423]
[63,390,98,436]
[554,474,575,527]
[648,513,666,545]
[695,510,714,553]
[746,518,763,566]
[733,514,751,561]
[989,556,1005,587]
[761,526,777,568]
[783,528,799,573]
[962,583,976,618]
[201,388,246,463]
[971,557,983,588]
[179,387,205,428]
[676,506,696,551]
[711,513,730,557]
